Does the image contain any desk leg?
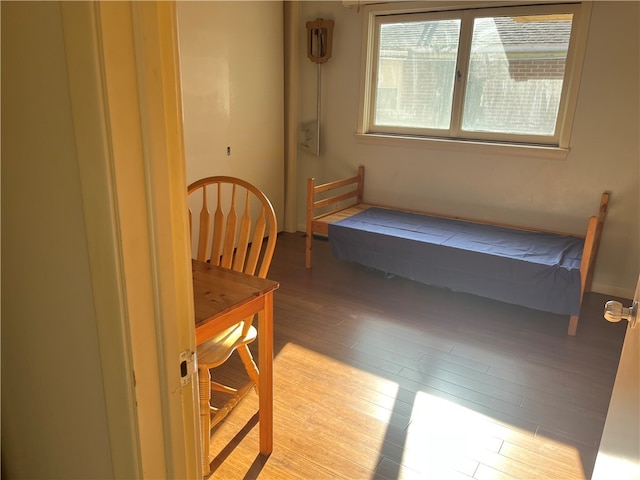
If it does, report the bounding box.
[258,292,274,455]
[198,366,212,474]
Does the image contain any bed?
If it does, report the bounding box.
[306,166,609,336]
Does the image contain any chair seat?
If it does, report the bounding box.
[197,322,257,369]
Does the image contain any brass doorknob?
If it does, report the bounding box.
[604,300,638,328]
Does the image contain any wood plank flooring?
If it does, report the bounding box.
[204,232,628,480]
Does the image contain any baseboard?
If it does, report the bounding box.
[591,282,634,301]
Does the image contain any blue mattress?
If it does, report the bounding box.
[328,207,584,315]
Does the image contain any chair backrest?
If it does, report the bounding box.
[187,176,277,278]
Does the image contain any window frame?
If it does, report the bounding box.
[356,1,592,157]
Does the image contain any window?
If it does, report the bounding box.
[357,2,591,151]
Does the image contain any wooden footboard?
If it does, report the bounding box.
[569,191,610,335]
[305,165,610,336]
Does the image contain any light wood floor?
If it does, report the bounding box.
[204,232,627,480]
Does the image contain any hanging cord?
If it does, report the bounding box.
[316,63,321,156]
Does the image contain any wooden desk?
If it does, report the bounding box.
[192,259,279,471]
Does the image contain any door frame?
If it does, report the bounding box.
[61,2,200,477]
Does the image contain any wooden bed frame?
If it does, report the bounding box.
[306,166,610,336]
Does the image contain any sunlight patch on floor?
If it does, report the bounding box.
[400,391,501,476]
[274,343,588,479]
[276,342,401,420]
[399,390,585,479]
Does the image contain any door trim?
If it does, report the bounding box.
[61,2,199,478]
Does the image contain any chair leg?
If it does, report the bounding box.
[198,347,260,475]
[209,381,255,429]
[210,380,239,394]
[237,345,260,390]
[198,366,212,475]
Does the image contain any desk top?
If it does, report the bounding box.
[192,259,279,330]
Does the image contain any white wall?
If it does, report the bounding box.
[296,1,639,298]
[177,1,285,232]
[1,2,113,477]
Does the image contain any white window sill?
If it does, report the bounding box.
[354,133,570,160]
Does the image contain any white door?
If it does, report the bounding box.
[592,275,640,479]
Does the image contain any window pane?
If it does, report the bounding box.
[462,15,573,136]
[375,19,461,129]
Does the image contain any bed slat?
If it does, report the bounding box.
[313,190,360,211]
[314,174,361,194]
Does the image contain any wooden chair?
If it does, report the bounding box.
[187,176,277,472]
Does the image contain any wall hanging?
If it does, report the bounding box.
[304,18,334,155]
